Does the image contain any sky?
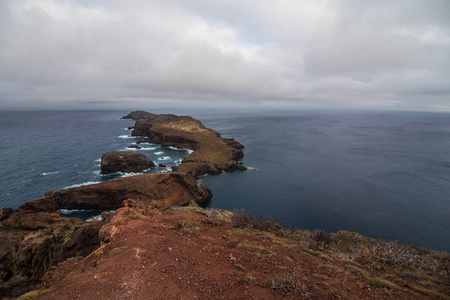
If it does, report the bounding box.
[0,0,449,111]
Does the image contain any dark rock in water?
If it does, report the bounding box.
[121,110,178,120]
[101,151,154,174]
[158,164,167,168]
[0,207,13,221]
[127,144,142,149]
[127,126,135,130]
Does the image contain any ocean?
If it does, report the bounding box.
[0,109,449,251]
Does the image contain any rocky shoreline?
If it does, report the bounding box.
[0,111,245,298]
[1,112,448,299]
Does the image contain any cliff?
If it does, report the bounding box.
[132,115,246,177]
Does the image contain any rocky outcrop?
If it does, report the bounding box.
[121,111,177,120]
[0,207,13,221]
[131,115,246,177]
[100,151,154,174]
[0,219,107,299]
[16,172,211,212]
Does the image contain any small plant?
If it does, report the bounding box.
[264,271,310,296]
[237,243,277,256]
[16,289,51,300]
[411,286,450,300]
[234,263,246,272]
[309,230,332,251]
[63,222,72,229]
[246,275,256,282]
[109,246,128,255]
[63,233,72,245]
[231,209,284,233]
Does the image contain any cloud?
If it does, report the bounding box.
[0,0,449,111]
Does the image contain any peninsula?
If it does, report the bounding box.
[0,112,448,299]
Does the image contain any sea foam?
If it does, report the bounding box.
[63,181,101,189]
[42,171,60,176]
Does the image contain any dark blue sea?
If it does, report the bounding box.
[0,110,449,251]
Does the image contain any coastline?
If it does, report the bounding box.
[0,111,448,299]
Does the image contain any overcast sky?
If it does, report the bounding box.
[0,0,449,111]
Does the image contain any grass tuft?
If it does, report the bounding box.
[109,246,128,255]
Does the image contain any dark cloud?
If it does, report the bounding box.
[0,0,449,111]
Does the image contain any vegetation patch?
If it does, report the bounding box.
[411,286,450,300]
[63,233,72,245]
[234,263,246,272]
[231,209,284,233]
[263,271,311,297]
[16,289,51,300]
[347,266,397,290]
[109,246,128,255]
[237,243,277,256]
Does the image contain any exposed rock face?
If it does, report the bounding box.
[132,115,246,177]
[0,220,106,299]
[17,173,211,212]
[100,151,154,174]
[121,111,178,120]
[0,207,13,221]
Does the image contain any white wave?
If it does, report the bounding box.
[138,147,156,151]
[154,151,164,155]
[95,158,101,162]
[58,209,86,214]
[42,171,59,176]
[118,135,145,139]
[246,166,258,171]
[138,142,152,145]
[87,215,103,221]
[158,156,171,161]
[93,170,101,175]
[63,181,101,189]
[167,146,194,154]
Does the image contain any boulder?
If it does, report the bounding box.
[101,151,154,174]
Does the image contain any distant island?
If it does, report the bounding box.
[0,111,448,299]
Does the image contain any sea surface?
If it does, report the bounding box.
[0,110,449,251]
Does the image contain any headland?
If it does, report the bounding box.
[0,111,448,299]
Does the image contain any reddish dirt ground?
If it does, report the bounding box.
[32,207,449,300]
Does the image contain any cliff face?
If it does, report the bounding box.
[100,151,155,174]
[0,172,211,298]
[132,116,246,177]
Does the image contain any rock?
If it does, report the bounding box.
[0,219,106,298]
[100,151,154,174]
[158,164,167,168]
[19,172,212,212]
[127,145,142,149]
[121,111,177,120]
[0,207,13,221]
